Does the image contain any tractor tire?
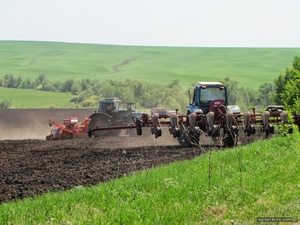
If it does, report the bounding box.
[223,127,238,147]
[136,119,143,136]
[89,113,120,137]
[189,129,200,147]
[88,128,93,137]
[177,124,192,147]
[223,135,235,147]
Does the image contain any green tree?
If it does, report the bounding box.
[36,74,47,86]
[257,82,274,107]
[61,79,74,92]
[53,81,62,91]
[4,74,22,88]
[281,77,300,109]
[0,78,4,87]
[274,56,300,110]
[220,77,239,104]
[78,89,95,102]
[81,96,98,107]
[160,79,188,113]
[80,78,92,91]
[238,87,259,110]
[90,80,102,96]
[70,81,82,95]
[20,78,34,89]
[43,82,56,91]
[0,99,11,109]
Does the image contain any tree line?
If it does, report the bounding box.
[0,56,299,112]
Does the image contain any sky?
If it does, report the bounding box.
[1,0,300,47]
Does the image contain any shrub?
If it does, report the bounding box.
[0,99,11,109]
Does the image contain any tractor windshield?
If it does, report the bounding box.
[102,101,119,112]
[119,103,128,111]
[200,87,226,102]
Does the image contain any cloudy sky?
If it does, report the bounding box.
[1,0,299,47]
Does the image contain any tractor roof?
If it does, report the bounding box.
[101,97,122,103]
[198,82,224,86]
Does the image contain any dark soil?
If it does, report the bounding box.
[0,109,256,204]
[0,137,206,204]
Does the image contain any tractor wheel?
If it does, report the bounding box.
[177,124,192,147]
[88,128,93,137]
[223,135,235,147]
[190,129,200,147]
[223,127,238,147]
[89,113,120,137]
[136,119,143,136]
[212,136,220,145]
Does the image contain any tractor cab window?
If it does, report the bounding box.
[106,102,116,111]
[200,87,226,102]
[127,103,136,111]
[119,103,128,111]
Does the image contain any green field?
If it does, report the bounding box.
[1,41,300,89]
[0,87,74,108]
[1,132,299,224]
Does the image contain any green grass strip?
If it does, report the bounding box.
[0,87,75,108]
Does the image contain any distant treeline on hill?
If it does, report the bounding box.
[1,56,300,112]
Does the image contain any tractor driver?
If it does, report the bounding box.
[107,102,115,111]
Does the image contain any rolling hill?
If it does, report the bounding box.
[1,41,300,89]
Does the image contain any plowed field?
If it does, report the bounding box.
[0,109,211,203]
[0,136,210,203]
[0,109,260,204]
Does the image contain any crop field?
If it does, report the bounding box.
[0,87,74,108]
[1,41,300,109]
[1,41,300,89]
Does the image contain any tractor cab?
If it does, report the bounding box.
[99,98,122,112]
[97,98,136,119]
[188,82,228,114]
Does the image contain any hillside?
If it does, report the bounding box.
[1,41,300,89]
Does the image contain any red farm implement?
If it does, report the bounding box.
[46,117,89,140]
[87,82,300,147]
